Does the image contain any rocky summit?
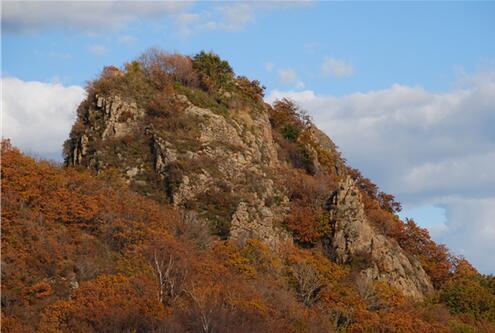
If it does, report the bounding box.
[64,50,433,300]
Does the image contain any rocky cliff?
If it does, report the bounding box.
[64,51,433,299]
[66,90,291,248]
[327,176,433,298]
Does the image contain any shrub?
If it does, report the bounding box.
[186,185,239,239]
[193,51,234,91]
[286,205,329,246]
[147,90,179,118]
[440,271,495,322]
[281,123,300,142]
[140,48,198,88]
[174,210,212,249]
[399,219,452,289]
[348,167,402,214]
[235,75,265,99]
[39,274,164,333]
[291,260,326,306]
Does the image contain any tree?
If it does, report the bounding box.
[291,261,326,306]
[150,249,188,306]
[193,51,234,91]
[39,274,164,333]
[399,219,452,288]
[139,48,198,87]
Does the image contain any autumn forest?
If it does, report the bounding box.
[2,50,495,333]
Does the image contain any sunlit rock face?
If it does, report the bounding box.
[327,176,433,299]
[65,73,432,300]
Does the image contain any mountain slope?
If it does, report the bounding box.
[2,49,495,333]
[64,50,431,299]
[7,139,495,333]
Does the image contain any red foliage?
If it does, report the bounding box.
[348,167,402,213]
[398,219,452,288]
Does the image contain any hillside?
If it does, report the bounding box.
[2,49,495,333]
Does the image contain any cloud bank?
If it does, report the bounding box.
[2,1,188,33]
[2,1,311,36]
[267,73,495,273]
[2,77,86,159]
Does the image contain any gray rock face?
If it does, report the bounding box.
[69,93,291,248]
[66,90,434,299]
[150,95,290,248]
[230,200,292,248]
[68,94,144,168]
[70,134,89,165]
[98,95,143,139]
[327,176,434,299]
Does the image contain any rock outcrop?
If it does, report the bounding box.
[66,94,145,169]
[65,72,433,299]
[67,92,291,248]
[152,95,291,247]
[327,176,433,299]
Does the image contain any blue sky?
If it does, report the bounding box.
[2,1,495,273]
[4,2,495,93]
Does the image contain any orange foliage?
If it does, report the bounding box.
[39,274,164,333]
[2,140,493,332]
[269,98,310,131]
[139,48,198,88]
[284,170,334,246]
[348,167,402,213]
[398,219,452,288]
[1,141,175,328]
[29,281,53,298]
[286,205,324,245]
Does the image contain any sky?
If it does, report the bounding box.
[2,1,495,273]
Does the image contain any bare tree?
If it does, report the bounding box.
[184,284,222,333]
[152,251,188,306]
[139,48,198,87]
[292,261,326,306]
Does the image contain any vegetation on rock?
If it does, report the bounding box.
[3,49,494,332]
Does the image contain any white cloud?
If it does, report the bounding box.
[207,3,256,32]
[176,2,313,37]
[2,77,86,158]
[87,44,107,56]
[265,62,274,72]
[2,1,311,36]
[321,57,355,77]
[266,72,495,273]
[403,152,495,195]
[118,35,136,45]
[266,89,316,104]
[2,1,189,33]
[277,68,305,89]
[278,68,297,84]
[175,3,260,37]
[428,222,449,239]
[198,2,313,33]
[175,12,202,37]
[437,196,495,274]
